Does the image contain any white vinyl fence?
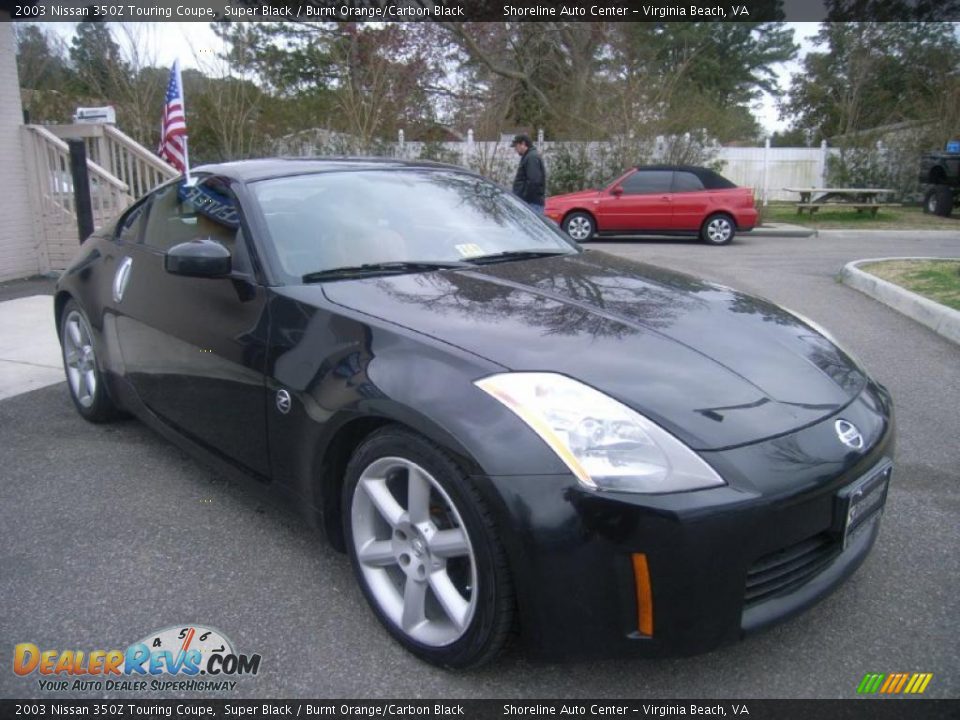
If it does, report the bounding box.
[718,143,831,202]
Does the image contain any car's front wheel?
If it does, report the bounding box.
[60,299,121,422]
[700,213,736,245]
[563,212,596,242]
[342,426,513,669]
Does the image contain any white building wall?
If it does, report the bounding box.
[0,15,40,282]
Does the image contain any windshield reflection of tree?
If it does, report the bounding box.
[412,172,565,248]
[377,253,713,339]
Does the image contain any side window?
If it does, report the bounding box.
[141,177,250,274]
[115,199,150,244]
[621,170,674,195]
[142,182,199,252]
[673,172,705,193]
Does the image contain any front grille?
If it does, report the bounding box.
[745,532,840,606]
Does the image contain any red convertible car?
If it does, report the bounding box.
[545,165,758,246]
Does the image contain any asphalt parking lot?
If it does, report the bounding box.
[1,230,958,700]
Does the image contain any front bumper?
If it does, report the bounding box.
[478,384,895,659]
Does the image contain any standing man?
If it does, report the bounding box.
[511,134,546,215]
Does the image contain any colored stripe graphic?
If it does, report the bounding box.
[857,673,885,694]
[893,674,909,693]
[857,672,933,694]
[904,674,919,694]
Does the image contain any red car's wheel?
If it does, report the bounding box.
[700,213,736,245]
[563,212,595,242]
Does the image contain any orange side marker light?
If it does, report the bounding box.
[632,553,654,637]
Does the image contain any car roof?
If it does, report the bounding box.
[632,165,736,188]
[635,164,713,174]
[193,157,468,183]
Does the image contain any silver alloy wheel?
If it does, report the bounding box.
[706,217,733,243]
[566,216,593,241]
[351,457,477,647]
[62,310,97,408]
[926,193,938,214]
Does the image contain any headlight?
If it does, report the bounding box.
[474,373,725,494]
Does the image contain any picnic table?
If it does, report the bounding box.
[783,187,899,216]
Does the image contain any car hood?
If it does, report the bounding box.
[319,251,866,450]
[546,189,600,204]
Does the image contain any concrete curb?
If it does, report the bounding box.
[841,257,960,345]
[750,223,817,238]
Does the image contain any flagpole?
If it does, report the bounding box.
[175,59,192,185]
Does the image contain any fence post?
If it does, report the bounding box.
[465,128,474,167]
[819,139,828,187]
[762,136,770,207]
[67,139,94,244]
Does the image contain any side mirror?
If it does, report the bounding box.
[611,186,624,197]
[165,239,231,278]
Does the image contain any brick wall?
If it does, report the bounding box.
[0,16,41,282]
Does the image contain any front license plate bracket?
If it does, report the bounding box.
[836,460,893,549]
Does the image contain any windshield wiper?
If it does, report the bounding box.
[302,260,472,283]
[465,249,571,266]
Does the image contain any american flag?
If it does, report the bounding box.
[158,59,188,174]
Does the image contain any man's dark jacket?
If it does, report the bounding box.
[512,146,546,205]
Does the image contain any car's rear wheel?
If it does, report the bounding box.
[700,213,736,245]
[343,426,513,669]
[60,300,121,422]
[563,212,596,242]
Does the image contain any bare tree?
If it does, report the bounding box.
[187,28,265,160]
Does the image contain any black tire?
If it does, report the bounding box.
[924,186,954,217]
[342,426,514,669]
[700,213,736,245]
[562,211,596,242]
[59,299,122,423]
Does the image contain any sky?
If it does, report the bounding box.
[44,21,823,136]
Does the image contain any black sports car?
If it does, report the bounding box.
[55,159,895,668]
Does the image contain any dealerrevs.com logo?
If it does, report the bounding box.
[857,672,934,695]
[13,625,261,692]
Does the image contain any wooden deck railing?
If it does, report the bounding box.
[102,124,179,198]
[23,123,178,272]
[45,123,179,200]
[23,125,131,271]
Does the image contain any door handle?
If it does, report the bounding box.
[113,256,133,303]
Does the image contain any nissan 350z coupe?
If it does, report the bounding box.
[56,159,894,669]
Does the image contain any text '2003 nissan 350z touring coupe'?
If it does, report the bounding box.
[56,159,894,669]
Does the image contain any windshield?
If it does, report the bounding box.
[250,169,577,284]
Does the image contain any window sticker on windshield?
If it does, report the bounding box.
[455,243,485,258]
